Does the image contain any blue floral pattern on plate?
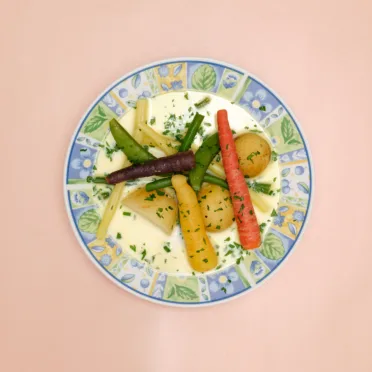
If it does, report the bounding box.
[239,79,280,121]
[206,267,245,301]
[68,144,98,182]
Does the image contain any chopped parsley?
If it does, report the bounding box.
[123,212,131,216]
[246,151,261,163]
[116,233,122,239]
[149,117,156,125]
[184,92,189,100]
[163,244,171,253]
[104,142,121,161]
[145,193,156,201]
[194,96,211,109]
[141,249,147,260]
[259,105,266,111]
[271,151,278,162]
[202,258,209,263]
[271,209,278,217]
[130,245,136,252]
[156,208,164,219]
[233,195,244,201]
[156,189,165,196]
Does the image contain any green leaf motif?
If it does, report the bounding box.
[167,286,176,299]
[78,209,100,233]
[281,117,294,143]
[191,64,217,91]
[97,105,106,118]
[84,112,106,134]
[174,284,198,300]
[297,182,310,194]
[288,138,301,145]
[260,233,285,260]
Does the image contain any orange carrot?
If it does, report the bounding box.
[217,109,261,249]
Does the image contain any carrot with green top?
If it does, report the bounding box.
[217,109,261,249]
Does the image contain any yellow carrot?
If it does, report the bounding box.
[171,175,217,272]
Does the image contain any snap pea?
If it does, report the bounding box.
[109,118,155,164]
[178,113,204,152]
[189,133,220,191]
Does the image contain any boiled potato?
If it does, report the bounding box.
[198,184,234,232]
[235,133,271,177]
[122,188,177,235]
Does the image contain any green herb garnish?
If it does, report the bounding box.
[194,96,211,109]
[141,249,147,260]
[246,151,261,163]
[145,193,156,201]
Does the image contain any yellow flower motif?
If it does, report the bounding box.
[218,275,228,284]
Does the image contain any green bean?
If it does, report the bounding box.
[110,118,155,164]
[178,113,204,152]
[145,177,172,192]
[203,174,229,189]
[189,133,220,191]
[145,173,228,192]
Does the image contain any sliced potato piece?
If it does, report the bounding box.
[122,188,178,235]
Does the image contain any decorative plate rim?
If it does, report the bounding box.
[63,57,314,307]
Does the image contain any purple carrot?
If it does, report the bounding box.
[106,151,196,184]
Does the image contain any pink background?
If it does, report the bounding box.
[2,0,372,371]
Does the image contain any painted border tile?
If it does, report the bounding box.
[187,62,224,92]
[67,143,98,183]
[206,266,246,301]
[238,78,281,122]
[216,68,244,100]
[256,229,295,271]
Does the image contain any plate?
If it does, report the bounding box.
[64,58,313,306]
